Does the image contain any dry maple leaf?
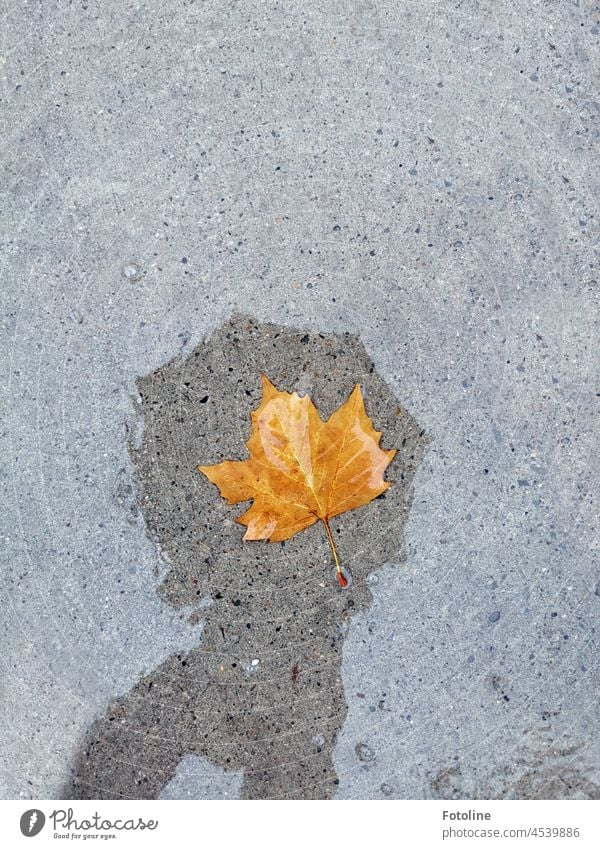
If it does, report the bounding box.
[197,375,396,588]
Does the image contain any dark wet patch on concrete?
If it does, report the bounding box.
[64,314,428,799]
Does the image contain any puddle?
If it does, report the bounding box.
[64,314,428,799]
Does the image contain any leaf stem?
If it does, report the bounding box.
[322,518,351,588]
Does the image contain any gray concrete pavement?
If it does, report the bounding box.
[1,1,598,799]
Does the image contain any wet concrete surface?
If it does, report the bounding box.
[2,1,599,800]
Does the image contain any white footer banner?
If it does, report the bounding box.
[0,800,598,848]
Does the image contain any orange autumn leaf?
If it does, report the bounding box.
[197,375,396,587]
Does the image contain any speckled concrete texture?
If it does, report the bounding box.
[1,1,599,800]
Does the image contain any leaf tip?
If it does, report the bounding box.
[259,373,279,402]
